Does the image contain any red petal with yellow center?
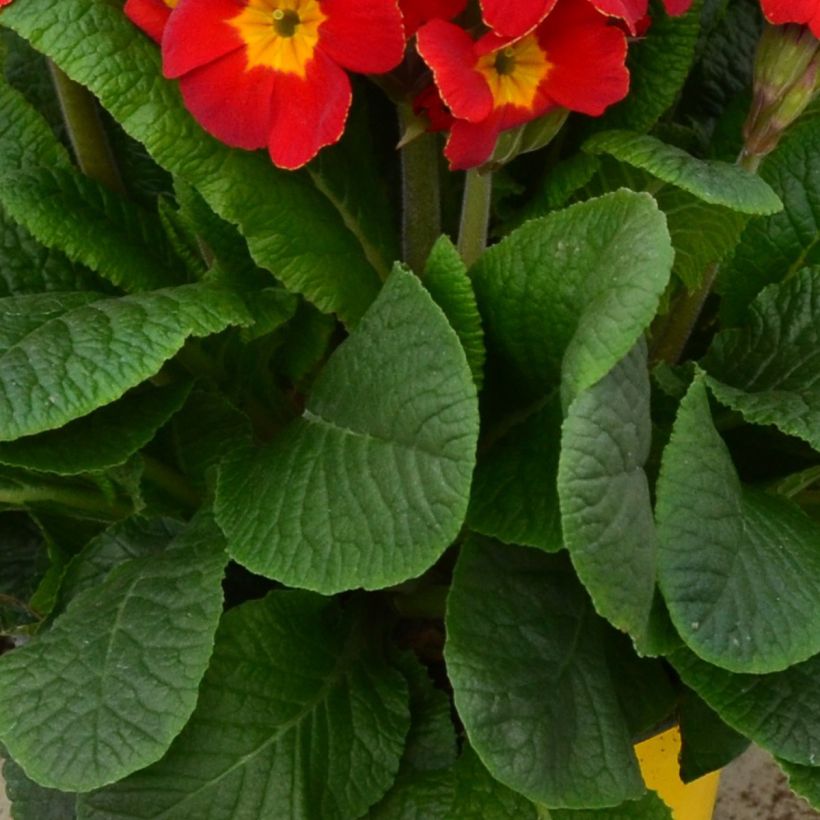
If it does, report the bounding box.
[416,20,493,122]
[761,0,820,37]
[266,50,352,168]
[124,0,175,43]
[536,0,629,116]
[163,0,245,80]
[399,0,467,36]
[479,0,558,39]
[319,0,406,73]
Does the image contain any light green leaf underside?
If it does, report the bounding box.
[0,381,191,474]
[558,340,656,643]
[216,267,479,594]
[671,649,820,767]
[778,760,820,810]
[468,396,563,552]
[0,283,250,442]
[552,792,672,819]
[79,590,410,820]
[1,0,382,324]
[584,131,781,214]
[0,513,227,791]
[423,235,485,389]
[704,268,820,452]
[471,190,673,407]
[657,376,820,673]
[1,755,77,820]
[445,539,644,809]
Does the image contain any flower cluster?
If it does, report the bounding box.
[122,0,701,170]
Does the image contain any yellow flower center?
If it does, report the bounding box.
[230,0,327,77]
[164,0,178,7]
[476,35,552,110]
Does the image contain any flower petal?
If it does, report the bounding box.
[445,113,504,170]
[761,0,820,37]
[267,50,352,169]
[125,0,173,43]
[479,0,558,39]
[319,0,406,74]
[399,0,467,36]
[416,19,493,122]
[587,0,647,34]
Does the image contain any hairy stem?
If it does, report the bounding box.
[458,168,493,268]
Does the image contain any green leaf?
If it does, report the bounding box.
[79,590,410,820]
[1,0,382,324]
[657,376,820,672]
[471,190,673,406]
[0,512,46,631]
[2,755,76,820]
[778,760,820,810]
[216,267,478,593]
[590,0,701,134]
[0,167,184,292]
[703,268,820,452]
[445,539,644,809]
[0,513,227,791]
[719,122,820,322]
[558,340,656,642]
[678,690,750,783]
[467,396,563,552]
[0,283,250,442]
[584,131,782,214]
[423,235,485,388]
[671,649,820,766]
[0,381,191,474]
[551,792,672,820]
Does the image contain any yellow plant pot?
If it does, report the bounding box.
[635,727,720,820]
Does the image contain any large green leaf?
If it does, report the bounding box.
[584,131,781,214]
[0,283,249,441]
[0,381,191,474]
[703,268,820,452]
[558,340,656,642]
[1,0,383,324]
[216,267,478,593]
[79,590,410,820]
[445,539,644,808]
[552,793,672,820]
[0,513,227,791]
[471,190,673,406]
[671,649,820,766]
[2,755,76,820]
[719,123,820,322]
[778,760,820,810]
[657,376,820,672]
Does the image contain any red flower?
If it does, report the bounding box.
[761,0,820,37]
[417,0,629,169]
[413,83,454,131]
[480,0,691,38]
[163,0,406,169]
[399,0,467,36]
[125,0,177,43]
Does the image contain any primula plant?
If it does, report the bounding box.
[0,0,820,817]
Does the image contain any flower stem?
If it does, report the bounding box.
[458,168,493,268]
[0,478,132,519]
[48,61,125,193]
[399,104,441,274]
[141,455,203,510]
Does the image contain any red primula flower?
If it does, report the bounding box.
[761,0,820,37]
[125,0,177,43]
[480,0,691,38]
[417,0,629,169]
[399,0,467,36]
[163,0,406,169]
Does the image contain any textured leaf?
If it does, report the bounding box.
[0,512,45,631]
[551,792,672,820]
[0,167,184,292]
[704,268,820,452]
[467,396,563,552]
[778,760,820,810]
[1,0,382,324]
[0,283,250,442]
[585,131,781,214]
[0,381,191,474]
[558,340,656,642]
[423,235,485,388]
[79,591,410,820]
[719,123,820,322]
[471,191,673,406]
[216,267,478,593]
[671,649,820,766]
[678,690,750,783]
[446,539,644,808]
[0,513,227,791]
[2,755,76,820]
[657,377,820,673]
